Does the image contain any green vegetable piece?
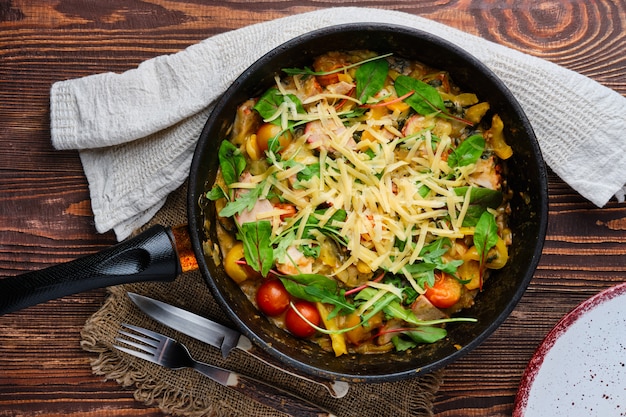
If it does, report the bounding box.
[218,140,246,186]
[355,58,389,103]
[218,182,265,218]
[281,208,348,248]
[448,135,485,168]
[402,238,463,289]
[453,187,503,227]
[474,211,498,266]
[394,75,446,115]
[238,221,273,277]
[296,162,320,183]
[253,87,304,125]
[391,335,417,351]
[206,185,227,201]
[405,326,448,344]
[278,273,355,316]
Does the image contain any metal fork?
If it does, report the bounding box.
[114,324,334,417]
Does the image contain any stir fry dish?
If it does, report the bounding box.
[207,50,513,356]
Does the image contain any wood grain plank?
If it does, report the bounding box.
[1,1,626,416]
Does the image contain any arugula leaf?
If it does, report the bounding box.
[237,221,273,276]
[280,208,348,247]
[402,262,438,289]
[453,187,503,227]
[355,58,389,103]
[299,244,320,258]
[253,87,305,125]
[394,75,446,115]
[296,163,320,182]
[355,288,400,318]
[274,230,296,264]
[448,135,485,168]
[382,300,422,324]
[218,182,265,218]
[302,286,355,316]
[383,275,418,305]
[402,238,463,289]
[218,140,246,186]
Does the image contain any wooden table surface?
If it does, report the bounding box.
[1,1,625,416]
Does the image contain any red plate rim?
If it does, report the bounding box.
[513,282,626,416]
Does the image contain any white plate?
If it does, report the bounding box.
[514,283,626,417]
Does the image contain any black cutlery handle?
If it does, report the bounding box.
[193,361,333,417]
[0,225,181,315]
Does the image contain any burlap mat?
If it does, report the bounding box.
[80,183,443,417]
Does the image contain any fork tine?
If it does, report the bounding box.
[113,344,159,363]
[120,323,165,341]
[115,332,157,354]
[117,329,159,350]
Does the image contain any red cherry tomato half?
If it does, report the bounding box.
[256,279,290,316]
[285,301,320,338]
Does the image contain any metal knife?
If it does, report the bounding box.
[127,292,349,399]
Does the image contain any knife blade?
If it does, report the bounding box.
[127,292,350,399]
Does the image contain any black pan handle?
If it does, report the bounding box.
[0,225,181,315]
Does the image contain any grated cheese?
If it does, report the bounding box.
[224,61,508,296]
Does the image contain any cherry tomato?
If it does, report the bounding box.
[285,301,320,338]
[424,272,463,309]
[255,123,292,153]
[256,279,290,316]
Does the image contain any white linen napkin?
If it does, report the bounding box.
[50,7,626,241]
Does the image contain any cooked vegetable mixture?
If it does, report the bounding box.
[207,50,513,356]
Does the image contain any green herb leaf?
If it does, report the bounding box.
[453,187,503,227]
[299,244,320,258]
[355,59,389,103]
[404,326,448,344]
[302,286,355,315]
[390,326,449,350]
[274,230,296,264]
[278,273,355,315]
[237,221,273,276]
[253,87,304,125]
[295,162,320,184]
[391,335,417,351]
[206,185,227,201]
[279,272,337,294]
[448,134,485,168]
[402,238,462,289]
[355,288,400,319]
[383,300,422,325]
[394,75,446,115]
[474,211,498,265]
[218,140,246,186]
[219,183,265,218]
[279,208,348,248]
